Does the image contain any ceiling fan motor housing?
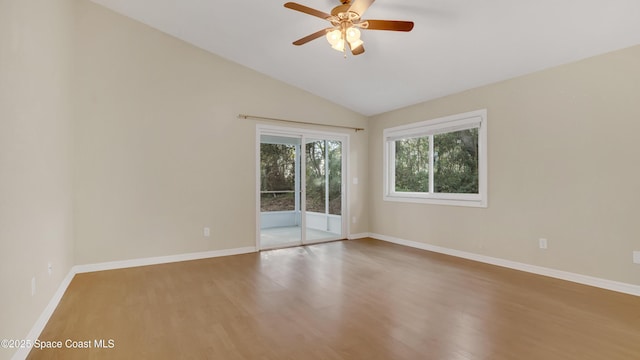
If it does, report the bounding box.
[331,4,354,17]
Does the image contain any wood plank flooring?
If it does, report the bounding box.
[28,238,640,359]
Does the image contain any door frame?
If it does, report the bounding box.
[256,124,349,250]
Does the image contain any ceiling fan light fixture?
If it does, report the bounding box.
[331,38,346,52]
[346,26,361,42]
[345,26,363,49]
[285,1,414,56]
[326,29,342,46]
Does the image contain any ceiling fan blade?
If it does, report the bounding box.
[293,28,330,45]
[364,19,414,32]
[348,0,375,18]
[351,44,365,56]
[284,2,331,20]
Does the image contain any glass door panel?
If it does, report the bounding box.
[304,138,343,244]
[259,135,302,249]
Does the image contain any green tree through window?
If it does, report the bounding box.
[434,128,478,194]
[395,137,429,192]
[384,109,487,207]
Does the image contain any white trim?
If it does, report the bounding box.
[73,247,256,273]
[370,233,640,297]
[255,126,262,251]
[11,270,76,360]
[348,232,371,240]
[11,246,257,360]
[383,109,488,208]
[383,110,484,136]
[304,236,344,246]
[383,193,486,208]
[384,115,483,141]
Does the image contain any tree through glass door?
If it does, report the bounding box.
[259,135,302,249]
[304,138,342,243]
[259,133,344,249]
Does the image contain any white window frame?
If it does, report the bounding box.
[383,109,488,208]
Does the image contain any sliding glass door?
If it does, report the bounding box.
[257,127,346,250]
[304,138,342,244]
[259,134,302,249]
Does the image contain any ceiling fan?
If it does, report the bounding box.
[284,0,414,56]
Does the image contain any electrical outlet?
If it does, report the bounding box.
[48,262,52,276]
[539,238,548,249]
[31,277,36,296]
[204,227,210,237]
[633,251,640,264]
[352,216,357,224]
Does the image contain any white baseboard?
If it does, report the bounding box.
[73,246,256,273]
[348,232,371,240]
[11,269,76,360]
[11,246,257,360]
[370,233,640,297]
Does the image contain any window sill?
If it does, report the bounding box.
[383,195,487,208]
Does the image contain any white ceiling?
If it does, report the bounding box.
[90,0,640,116]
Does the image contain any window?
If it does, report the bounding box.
[383,109,487,207]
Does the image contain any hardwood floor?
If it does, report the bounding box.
[28,238,640,359]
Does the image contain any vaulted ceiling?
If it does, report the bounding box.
[91,0,640,116]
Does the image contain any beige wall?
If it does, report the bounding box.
[369,45,640,285]
[0,0,75,358]
[72,1,368,265]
